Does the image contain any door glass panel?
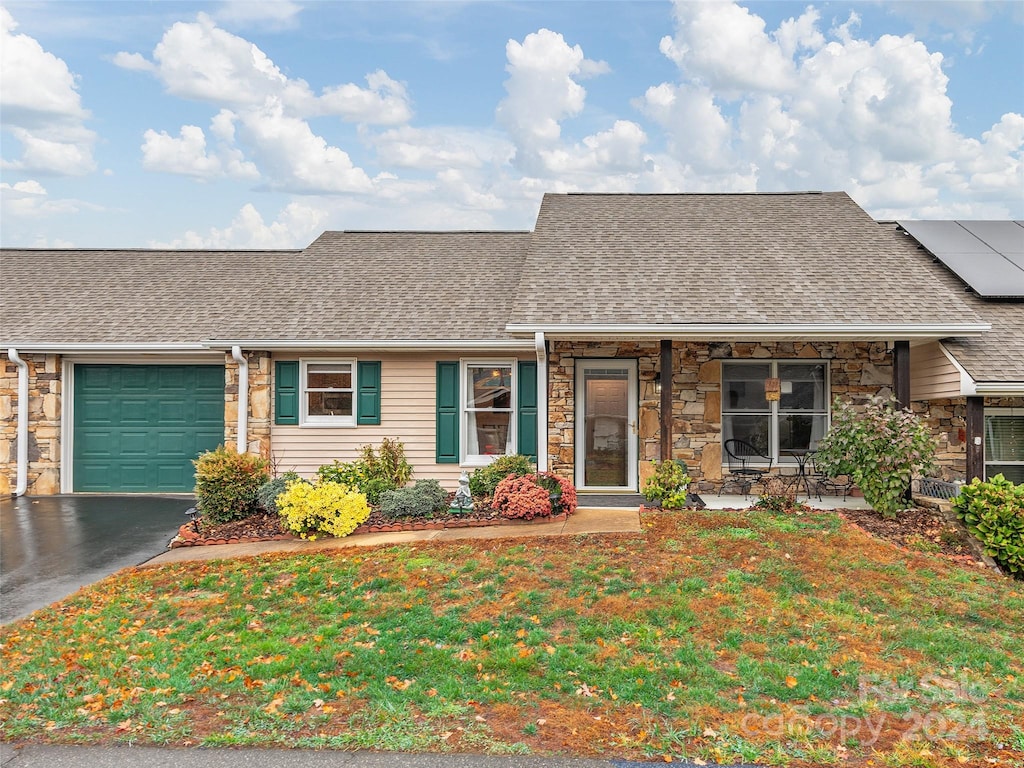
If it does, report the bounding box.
[583,369,629,487]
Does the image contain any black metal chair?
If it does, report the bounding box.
[720,439,773,497]
[808,453,853,501]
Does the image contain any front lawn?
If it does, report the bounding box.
[2,508,1022,766]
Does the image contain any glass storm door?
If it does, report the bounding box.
[575,360,638,490]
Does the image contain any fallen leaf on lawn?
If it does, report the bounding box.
[536,718,547,726]
[703,727,718,738]
[785,676,798,688]
[475,715,486,722]
[265,696,285,715]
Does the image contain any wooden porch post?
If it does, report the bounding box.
[966,396,984,482]
[893,340,911,411]
[660,340,672,461]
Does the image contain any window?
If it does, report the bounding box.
[985,409,1024,483]
[721,361,829,463]
[463,361,515,464]
[302,359,355,425]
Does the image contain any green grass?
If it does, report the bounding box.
[1,508,1021,766]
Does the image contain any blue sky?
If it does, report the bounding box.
[1,0,1022,248]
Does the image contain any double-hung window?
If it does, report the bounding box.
[721,361,829,463]
[302,359,355,426]
[985,408,1024,483]
[463,361,515,464]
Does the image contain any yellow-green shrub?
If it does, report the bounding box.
[276,480,370,540]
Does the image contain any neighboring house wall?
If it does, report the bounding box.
[913,396,1024,481]
[0,352,62,495]
[547,340,893,492]
[225,351,272,459]
[910,342,962,400]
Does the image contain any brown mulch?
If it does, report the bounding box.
[837,505,984,562]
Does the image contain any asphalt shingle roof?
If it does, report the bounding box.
[508,191,984,327]
[1,232,530,345]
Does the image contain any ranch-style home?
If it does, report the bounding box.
[2,191,1022,497]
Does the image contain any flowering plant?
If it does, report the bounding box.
[492,472,578,519]
[276,480,370,539]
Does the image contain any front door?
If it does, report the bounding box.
[575,360,638,491]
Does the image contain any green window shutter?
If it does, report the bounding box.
[518,360,538,461]
[275,361,299,425]
[356,361,382,425]
[436,361,460,464]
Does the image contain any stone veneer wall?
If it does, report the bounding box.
[547,340,893,492]
[0,352,62,495]
[912,396,1024,481]
[224,351,272,460]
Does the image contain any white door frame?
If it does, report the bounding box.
[574,359,638,491]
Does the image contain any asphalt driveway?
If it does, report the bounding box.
[0,495,189,624]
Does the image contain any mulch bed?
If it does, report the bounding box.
[837,505,988,565]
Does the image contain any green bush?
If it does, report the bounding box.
[642,460,692,509]
[378,479,450,520]
[276,480,370,540]
[256,471,304,514]
[193,445,269,525]
[317,438,414,505]
[468,454,535,498]
[814,395,937,519]
[953,474,1024,576]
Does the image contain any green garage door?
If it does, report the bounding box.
[73,364,225,492]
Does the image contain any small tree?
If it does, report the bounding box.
[814,395,936,519]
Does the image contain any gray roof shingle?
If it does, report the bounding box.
[1,232,531,345]
[508,191,985,327]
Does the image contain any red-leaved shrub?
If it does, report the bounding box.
[492,475,553,520]
[492,472,578,519]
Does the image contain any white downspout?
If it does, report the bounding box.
[231,346,248,454]
[7,349,29,496]
[534,332,548,472]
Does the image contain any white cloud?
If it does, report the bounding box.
[152,201,329,249]
[0,7,96,175]
[496,28,610,173]
[0,179,102,219]
[369,125,513,171]
[111,51,154,72]
[647,0,1024,217]
[141,116,259,180]
[538,120,649,176]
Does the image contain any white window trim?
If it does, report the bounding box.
[984,407,1024,480]
[460,358,517,467]
[300,358,357,427]
[721,359,831,465]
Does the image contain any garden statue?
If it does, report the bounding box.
[451,471,473,512]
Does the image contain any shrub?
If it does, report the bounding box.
[193,445,269,525]
[317,438,414,505]
[492,474,552,520]
[256,471,305,514]
[379,479,451,520]
[534,472,578,516]
[642,460,692,509]
[953,474,1024,576]
[468,454,536,498]
[814,395,937,519]
[754,476,807,513]
[276,480,370,540]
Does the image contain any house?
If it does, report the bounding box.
[2,192,1021,497]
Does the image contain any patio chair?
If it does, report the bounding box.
[808,453,854,501]
[719,439,773,497]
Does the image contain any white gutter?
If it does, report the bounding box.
[974,382,1024,396]
[504,322,991,341]
[231,346,248,454]
[535,332,547,473]
[7,349,29,496]
[0,343,213,353]
[203,339,533,351]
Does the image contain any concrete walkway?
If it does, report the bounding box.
[145,494,868,566]
[146,506,644,566]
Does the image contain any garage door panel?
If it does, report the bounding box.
[73,364,225,492]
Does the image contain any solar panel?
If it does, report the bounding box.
[898,219,1024,298]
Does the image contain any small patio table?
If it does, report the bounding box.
[780,448,815,499]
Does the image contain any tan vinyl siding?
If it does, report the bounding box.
[270,351,523,489]
[911,342,964,400]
